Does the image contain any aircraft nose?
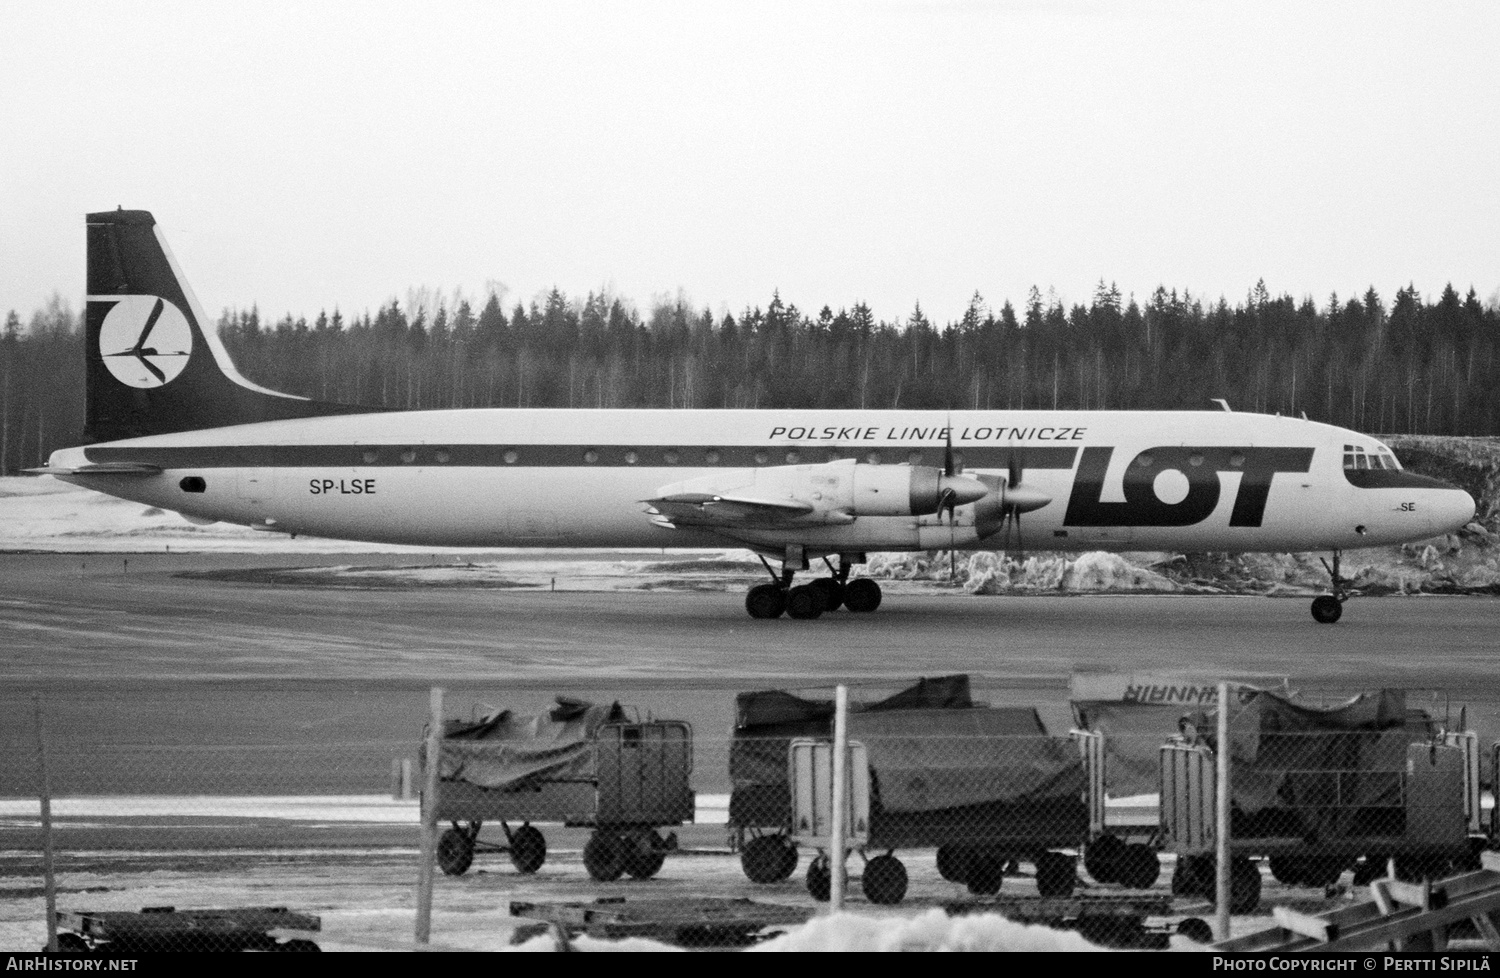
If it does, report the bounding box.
[1450,486,1477,529]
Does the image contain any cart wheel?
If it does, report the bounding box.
[742,835,797,884]
[625,831,667,879]
[966,855,1005,896]
[1171,854,1212,898]
[583,831,626,881]
[1084,834,1125,884]
[806,857,832,902]
[1268,854,1304,886]
[437,827,474,876]
[936,844,969,884]
[1117,844,1162,890]
[277,939,321,952]
[509,825,547,874]
[777,836,799,881]
[1035,851,1077,898]
[861,854,908,905]
[1305,857,1346,887]
[1176,917,1214,944]
[1211,856,1261,914]
[1351,855,1386,886]
[52,933,90,953]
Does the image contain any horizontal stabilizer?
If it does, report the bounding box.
[23,462,163,476]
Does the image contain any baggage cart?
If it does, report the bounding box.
[429,698,693,881]
[785,724,1141,904]
[1161,726,1485,914]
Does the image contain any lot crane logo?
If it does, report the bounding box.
[99,295,193,388]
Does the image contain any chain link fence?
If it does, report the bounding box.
[5,679,1497,951]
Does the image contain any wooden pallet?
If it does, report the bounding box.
[945,893,1178,949]
[1218,869,1500,952]
[509,897,813,947]
[57,905,320,952]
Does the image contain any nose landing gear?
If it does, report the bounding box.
[1311,550,1348,624]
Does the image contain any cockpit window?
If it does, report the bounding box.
[1344,444,1403,471]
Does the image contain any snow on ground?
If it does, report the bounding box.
[0,795,729,826]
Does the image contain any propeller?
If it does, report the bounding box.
[939,420,958,580]
[998,444,1052,563]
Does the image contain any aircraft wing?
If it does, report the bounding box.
[642,492,816,529]
[24,463,163,475]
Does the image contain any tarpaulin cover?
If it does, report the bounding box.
[1211,689,1431,839]
[730,675,1082,827]
[1075,687,1435,839]
[849,707,1082,813]
[438,696,627,790]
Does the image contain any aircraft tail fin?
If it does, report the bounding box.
[84,209,371,443]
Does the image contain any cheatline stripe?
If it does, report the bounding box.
[84,444,1082,471]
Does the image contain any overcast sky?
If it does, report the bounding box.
[3,0,1496,327]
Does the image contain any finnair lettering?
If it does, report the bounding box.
[1065,446,1314,528]
[1123,684,1219,705]
[310,479,375,495]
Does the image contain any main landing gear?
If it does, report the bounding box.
[745,554,882,620]
[1311,549,1349,624]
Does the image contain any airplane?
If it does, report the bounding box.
[29,209,1478,623]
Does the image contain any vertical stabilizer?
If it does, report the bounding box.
[85,209,370,442]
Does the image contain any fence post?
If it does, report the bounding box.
[33,695,57,953]
[1215,681,1232,941]
[415,687,443,945]
[829,684,848,912]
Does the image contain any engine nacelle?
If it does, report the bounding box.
[647,458,990,525]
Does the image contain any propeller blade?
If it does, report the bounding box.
[1008,444,1022,490]
[944,418,955,477]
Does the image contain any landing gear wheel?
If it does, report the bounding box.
[746,583,786,619]
[437,826,475,876]
[843,578,882,613]
[509,824,546,874]
[583,832,626,881]
[806,857,832,902]
[1117,844,1162,889]
[811,577,845,612]
[966,855,1005,896]
[786,584,825,620]
[936,844,970,884]
[1035,851,1078,897]
[624,831,667,879]
[1311,595,1342,624]
[862,854,908,905]
[1084,834,1125,884]
[742,835,798,883]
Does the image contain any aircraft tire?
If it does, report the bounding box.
[811,577,844,611]
[746,583,786,619]
[843,578,882,613]
[1310,595,1342,623]
[786,584,824,619]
